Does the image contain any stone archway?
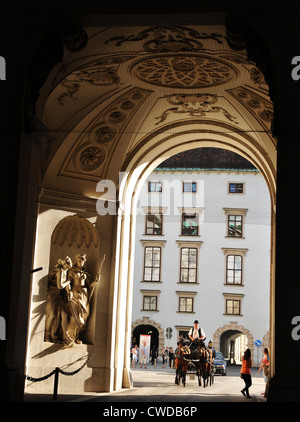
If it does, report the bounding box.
[119,131,275,387]
[131,317,165,349]
[212,322,254,358]
[24,16,277,395]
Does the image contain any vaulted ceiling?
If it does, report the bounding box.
[40,16,276,198]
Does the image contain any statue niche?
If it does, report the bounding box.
[45,253,105,347]
[45,252,104,347]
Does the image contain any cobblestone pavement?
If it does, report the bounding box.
[24,365,267,403]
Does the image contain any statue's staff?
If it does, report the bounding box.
[89,254,106,301]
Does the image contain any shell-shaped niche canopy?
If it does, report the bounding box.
[51,215,99,249]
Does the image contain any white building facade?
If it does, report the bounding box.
[131,163,271,366]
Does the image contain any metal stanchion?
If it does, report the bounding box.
[53,367,59,400]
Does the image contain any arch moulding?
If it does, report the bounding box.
[131,317,165,348]
[212,322,254,354]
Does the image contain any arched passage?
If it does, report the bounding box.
[3,3,300,403]
[117,125,276,388]
[212,322,254,365]
[24,17,277,395]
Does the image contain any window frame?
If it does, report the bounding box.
[228,182,244,194]
[140,289,160,312]
[226,254,243,285]
[223,208,248,239]
[179,247,198,283]
[176,240,203,285]
[148,181,162,192]
[143,246,161,282]
[223,293,244,316]
[143,295,158,311]
[227,214,243,238]
[179,297,194,313]
[176,291,197,314]
[222,248,248,286]
[226,299,241,315]
[145,212,163,235]
[183,182,197,192]
[181,212,199,236]
[140,240,166,283]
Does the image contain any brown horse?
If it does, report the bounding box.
[174,344,191,387]
[195,345,213,387]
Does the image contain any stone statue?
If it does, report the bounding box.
[45,253,104,346]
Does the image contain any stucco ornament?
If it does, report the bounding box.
[45,253,104,347]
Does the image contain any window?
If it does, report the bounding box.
[223,293,244,316]
[223,208,247,238]
[179,297,194,313]
[145,213,163,235]
[143,295,157,311]
[180,247,197,283]
[222,247,248,286]
[226,255,242,284]
[143,246,161,281]
[229,183,244,193]
[176,291,197,313]
[178,330,189,340]
[141,289,160,311]
[226,299,241,315]
[182,213,198,236]
[148,181,162,192]
[228,215,243,237]
[183,182,197,192]
[175,326,191,341]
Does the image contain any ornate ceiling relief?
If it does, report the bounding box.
[227,86,273,132]
[106,27,238,89]
[55,55,136,105]
[104,26,225,52]
[60,87,152,181]
[219,53,268,90]
[155,94,239,125]
[130,54,238,89]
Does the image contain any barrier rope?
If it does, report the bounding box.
[24,354,90,382]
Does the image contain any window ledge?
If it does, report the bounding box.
[141,280,163,283]
[141,310,159,312]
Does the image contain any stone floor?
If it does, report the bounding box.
[24,364,267,403]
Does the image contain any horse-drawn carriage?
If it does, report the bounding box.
[174,339,214,388]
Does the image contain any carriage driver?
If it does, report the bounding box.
[188,320,206,346]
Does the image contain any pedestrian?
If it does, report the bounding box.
[161,347,167,368]
[140,341,147,369]
[131,344,139,368]
[258,347,269,397]
[151,345,157,365]
[169,347,174,368]
[240,348,252,398]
